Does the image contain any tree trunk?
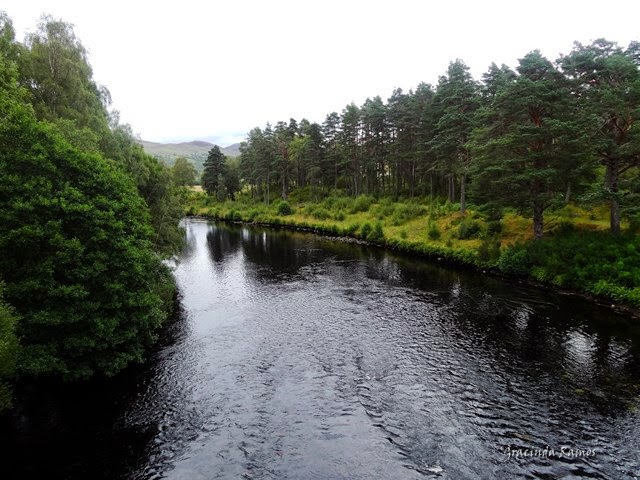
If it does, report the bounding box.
[565,182,571,203]
[410,161,416,197]
[533,202,544,240]
[604,161,621,235]
[281,170,287,200]
[448,175,456,203]
[460,173,466,215]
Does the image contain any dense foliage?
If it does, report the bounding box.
[0,285,18,411]
[0,13,183,410]
[190,40,640,307]
[236,41,639,237]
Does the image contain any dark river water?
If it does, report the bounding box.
[3,219,640,479]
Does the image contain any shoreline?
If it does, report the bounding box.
[186,214,640,320]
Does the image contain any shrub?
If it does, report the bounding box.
[0,287,18,413]
[350,195,375,213]
[311,207,331,220]
[276,200,293,216]
[486,220,502,236]
[498,243,530,275]
[247,209,260,221]
[457,218,482,240]
[427,223,441,240]
[225,209,241,221]
[375,204,396,219]
[322,195,352,211]
[334,211,346,221]
[478,237,501,262]
[391,203,427,225]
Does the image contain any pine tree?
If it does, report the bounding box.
[470,51,591,239]
[430,59,480,213]
[560,39,640,234]
[202,145,226,196]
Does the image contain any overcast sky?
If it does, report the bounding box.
[3,0,640,146]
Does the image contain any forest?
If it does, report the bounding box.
[191,40,640,309]
[0,13,184,411]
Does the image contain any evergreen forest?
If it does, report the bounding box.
[192,40,640,310]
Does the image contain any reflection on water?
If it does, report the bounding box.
[3,219,640,480]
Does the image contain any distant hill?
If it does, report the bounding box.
[138,140,241,171]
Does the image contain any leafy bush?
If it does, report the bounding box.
[391,203,427,225]
[0,286,18,413]
[498,243,530,275]
[276,200,293,216]
[225,209,241,221]
[322,195,352,211]
[310,207,331,220]
[375,203,396,219]
[457,218,482,239]
[428,223,441,240]
[350,195,375,213]
[247,208,260,221]
[478,237,501,262]
[486,220,502,236]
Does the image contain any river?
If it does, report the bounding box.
[3,218,640,479]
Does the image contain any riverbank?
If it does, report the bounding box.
[184,193,640,311]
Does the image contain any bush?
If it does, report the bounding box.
[457,218,482,240]
[0,286,18,413]
[322,195,352,211]
[225,209,241,221]
[375,203,396,220]
[427,223,441,240]
[334,211,346,221]
[391,203,427,225]
[247,208,260,221]
[276,200,293,216]
[478,237,501,262]
[498,243,530,275]
[486,220,502,236]
[311,207,331,220]
[350,195,375,213]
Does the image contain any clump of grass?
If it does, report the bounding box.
[368,222,385,242]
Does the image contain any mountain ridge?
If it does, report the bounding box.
[138,140,240,171]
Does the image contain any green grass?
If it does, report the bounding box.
[184,191,640,308]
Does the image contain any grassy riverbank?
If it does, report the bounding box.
[184,191,640,309]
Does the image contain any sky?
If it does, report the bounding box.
[3,0,640,146]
